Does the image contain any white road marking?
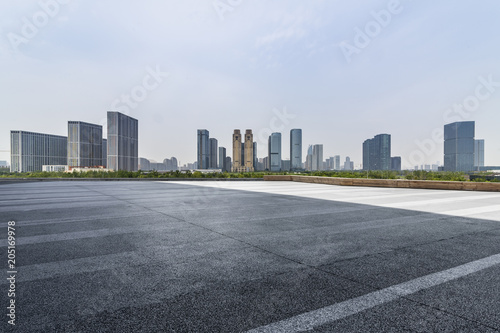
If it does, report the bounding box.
[246,252,500,333]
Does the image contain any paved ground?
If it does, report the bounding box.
[0,180,499,332]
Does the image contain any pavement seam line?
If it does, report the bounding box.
[245,252,500,333]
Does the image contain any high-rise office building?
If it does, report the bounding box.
[474,139,485,170]
[334,155,341,170]
[253,142,258,170]
[163,157,178,171]
[219,147,227,171]
[363,134,391,170]
[10,130,67,172]
[281,160,291,171]
[67,121,103,167]
[290,129,302,171]
[311,144,324,171]
[197,129,210,170]
[232,130,243,172]
[107,111,138,171]
[344,156,354,171]
[444,121,475,172]
[225,156,232,172]
[268,132,282,172]
[391,156,402,171]
[102,139,107,167]
[139,157,151,171]
[326,157,334,170]
[209,138,218,169]
[244,130,254,172]
[305,145,313,171]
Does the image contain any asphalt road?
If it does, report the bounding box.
[0,180,499,332]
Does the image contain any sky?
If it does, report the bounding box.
[1,0,500,169]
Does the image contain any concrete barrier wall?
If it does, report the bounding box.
[263,175,500,192]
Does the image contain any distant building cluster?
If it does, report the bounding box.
[10,111,138,173]
[196,128,360,172]
[7,114,494,174]
[197,129,231,172]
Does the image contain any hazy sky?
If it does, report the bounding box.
[1,0,500,168]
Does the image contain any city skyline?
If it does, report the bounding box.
[1,1,500,167]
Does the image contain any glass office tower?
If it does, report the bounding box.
[219,147,226,171]
[290,129,302,171]
[197,129,210,170]
[444,121,475,172]
[474,139,485,170]
[363,134,391,170]
[107,111,138,171]
[209,138,218,169]
[311,144,324,171]
[67,121,103,167]
[102,139,107,167]
[10,130,67,172]
[268,132,282,172]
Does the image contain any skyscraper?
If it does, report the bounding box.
[391,156,402,171]
[67,121,103,167]
[290,129,302,171]
[444,121,475,172]
[10,130,67,172]
[225,156,232,172]
[474,139,485,170]
[107,111,138,171]
[311,144,324,171]
[253,142,258,170]
[232,130,243,172]
[244,130,254,172]
[334,155,341,170]
[363,134,391,170]
[305,145,313,171]
[209,138,218,169]
[344,156,354,171]
[268,132,282,172]
[197,129,210,170]
[219,147,226,171]
[102,139,107,167]
[139,157,151,171]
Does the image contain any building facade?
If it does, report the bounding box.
[107,112,138,171]
[232,130,243,172]
[197,129,210,170]
[253,142,258,170]
[244,130,254,172]
[391,156,402,171]
[311,144,324,171]
[344,156,354,171]
[334,155,341,170]
[10,130,67,172]
[67,121,103,167]
[290,129,302,171]
[209,138,218,169]
[444,121,475,172]
[139,157,151,171]
[474,139,485,170]
[102,139,107,167]
[363,134,391,170]
[219,147,227,171]
[268,132,282,172]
